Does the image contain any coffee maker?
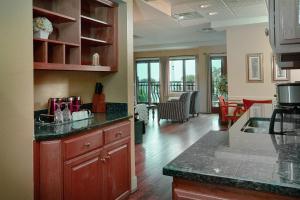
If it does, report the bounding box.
[269,83,300,135]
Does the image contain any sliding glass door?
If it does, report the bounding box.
[210,56,227,113]
[136,59,160,104]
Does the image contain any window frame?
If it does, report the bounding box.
[135,58,160,104]
[168,56,197,93]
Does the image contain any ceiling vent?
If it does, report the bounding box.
[172,11,204,20]
[201,27,215,32]
[134,35,143,39]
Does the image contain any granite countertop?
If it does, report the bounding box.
[34,103,131,141]
[163,104,300,197]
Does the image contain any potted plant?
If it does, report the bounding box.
[216,75,228,98]
[33,17,53,39]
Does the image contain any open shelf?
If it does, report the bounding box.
[34,62,111,71]
[34,40,47,63]
[33,6,76,23]
[33,0,117,72]
[81,36,111,46]
[33,38,80,47]
[85,0,115,8]
[81,15,112,27]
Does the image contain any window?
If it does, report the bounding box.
[136,59,160,104]
[169,57,197,92]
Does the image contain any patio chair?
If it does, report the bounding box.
[158,92,191,123]
[219,96,243,127]
[242,99,272,110]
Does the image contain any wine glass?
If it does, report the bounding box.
[62,102,72,122]
[54,103,64,123]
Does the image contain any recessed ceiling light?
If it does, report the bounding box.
[200,4,210,8]
[208,12,218,16]
[178,16,185,20]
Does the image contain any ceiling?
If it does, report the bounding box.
[133,0,268,52]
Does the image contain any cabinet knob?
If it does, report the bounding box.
[116,131,122,137]
[84,142,91,147]
[265,28,269,36]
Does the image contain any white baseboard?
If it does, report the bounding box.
[131,175,138,193]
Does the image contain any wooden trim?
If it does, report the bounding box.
[173,178,299,200]
[34,62,111,71]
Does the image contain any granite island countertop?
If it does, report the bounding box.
[34,112,132,141]
[163,104,300,197]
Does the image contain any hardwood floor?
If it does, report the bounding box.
[129,111,224,200]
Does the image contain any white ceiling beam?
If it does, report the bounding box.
[134,40,226,52]
[211,16,268,29]
[145,0,171,16]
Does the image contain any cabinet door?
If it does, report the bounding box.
[277,0,300,44]
[64,149,104,200]
[106,138,131,200]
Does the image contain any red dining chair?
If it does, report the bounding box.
[242,99,272,110]
[218,96,243,127]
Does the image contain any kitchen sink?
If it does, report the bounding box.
[242,117,300,136]
[241,117,271,134]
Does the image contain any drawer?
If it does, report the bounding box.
[64,129,103,160]
[104,121,130,144]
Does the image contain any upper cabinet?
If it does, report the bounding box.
[269,0,300,68]
[33,0,118,72]
[269,0,300,53]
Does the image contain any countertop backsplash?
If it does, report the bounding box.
[34,102,128,121]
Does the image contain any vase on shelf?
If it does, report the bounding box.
[33,30,50,39]
[92,53,100,66]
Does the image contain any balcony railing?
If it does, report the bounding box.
[169,81,196,92]
[137,81,160,104]
[136,81,197,104]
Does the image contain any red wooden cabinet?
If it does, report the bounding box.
[105,138,131,200]
[34,120,131,200]
[64,149,103,200]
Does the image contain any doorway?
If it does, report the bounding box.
[136,59,160,104]
[210,56,227,113]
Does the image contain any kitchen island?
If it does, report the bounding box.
[163,104,300,199]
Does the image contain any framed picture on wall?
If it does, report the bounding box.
[246,53,263,82]
[272,55,290,82]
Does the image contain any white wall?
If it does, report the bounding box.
[227,23,300,101]
[124,0,137,191]
[0,0,34,199]
[227,23,275,100]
